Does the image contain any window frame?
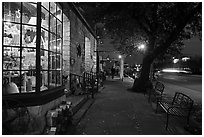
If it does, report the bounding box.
[2,2,65,108]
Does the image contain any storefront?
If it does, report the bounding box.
[3,2,64,100]
[2,2,96,134]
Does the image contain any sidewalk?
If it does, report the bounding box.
[73,77,191,135]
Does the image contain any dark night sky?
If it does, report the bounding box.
[182,37,202,56]
[99,37,202,65]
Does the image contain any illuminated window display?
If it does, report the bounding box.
[3,2,63,94]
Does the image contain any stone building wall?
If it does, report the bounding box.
[69,10,96,75]
[63,12,71,90]
[70,10,85,75]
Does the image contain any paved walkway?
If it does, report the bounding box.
[74,77,190,135]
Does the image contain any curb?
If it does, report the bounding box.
[71,96,89,115]
[72,98,95,125]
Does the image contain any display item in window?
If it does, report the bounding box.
[3,78,19,95]
[24,29,35,44]
[26,78,32,91]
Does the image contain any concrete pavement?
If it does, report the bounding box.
[73,77,191,135]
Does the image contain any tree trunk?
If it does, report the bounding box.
[132,54,153,92]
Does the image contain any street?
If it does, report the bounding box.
[157,72,202,104]
[126,72,202,104]
[158,72,202,92]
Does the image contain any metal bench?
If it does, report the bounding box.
[148,81,164,103]
[156,92,194,129]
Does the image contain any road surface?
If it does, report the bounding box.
[158,72,202,92]
[126,73,202,104]
[157,72,202,104]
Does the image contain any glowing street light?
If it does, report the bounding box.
[118,55,122,59]
[138,44,146,50]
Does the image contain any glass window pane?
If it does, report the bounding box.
[56,54,62,69]
[4,22,20,46]
[56,4,62,21]
[56,70,62,86]
[41,71,48,90]
[56,39,62,53]
[41,7,49,30]
[3,71,21,94]
[22,48,36,70]
[22,25,36,47]
[42,2,49,10]
[50,33,56,52]
[50,2,56,14]
[57,19,62,38]
[49,52,56,70]
[41,29,49,50]
[3,2,21,23]
[49,71,56,88]
[22,3,37,25]
[21,71,36,93]
[3,47,20,70]
[50,14,56,34]
[41,50,48,70]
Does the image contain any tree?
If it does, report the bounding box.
[76,2,202,92]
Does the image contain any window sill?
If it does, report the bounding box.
[3,86,65,109]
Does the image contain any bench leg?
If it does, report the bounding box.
[166,113,169,130]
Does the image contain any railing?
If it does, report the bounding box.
[69,72,97,98]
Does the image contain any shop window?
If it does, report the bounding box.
[22,25,37,47]
[41,50,48,70]
[49,71,56,88]
[3,2,21,23]
[41,5,49,30]
[56,39,62,53]
[50,14,56,34]
[3,22,20,46]
[42,2,49,10]
[22,48,36,70]
[50,2,56,14]
[21,70,36,92]
[3,2,63,95]
[56,4,62,21]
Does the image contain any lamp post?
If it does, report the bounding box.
[118,54,124,81]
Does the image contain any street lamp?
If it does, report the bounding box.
[118,55,122,59]
[138,43,146,51]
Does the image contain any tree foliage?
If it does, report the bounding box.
[76,2,202,92]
